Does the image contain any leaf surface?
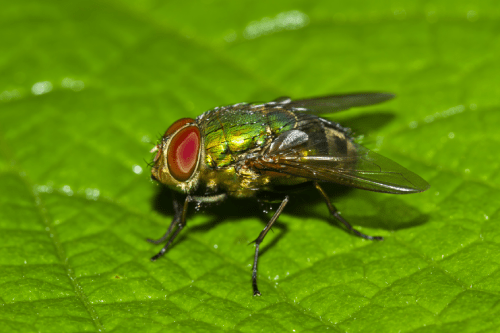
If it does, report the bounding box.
[1,1,499,332]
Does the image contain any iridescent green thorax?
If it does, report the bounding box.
[197,105,298,168]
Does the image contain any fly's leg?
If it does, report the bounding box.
[150,196,191,261]
[252,195,289,296]
[314,182,383,241]
[148,193,227,261]
[147,198,183,244]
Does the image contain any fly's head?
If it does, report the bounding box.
[150,118,204,194]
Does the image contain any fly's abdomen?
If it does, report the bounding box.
[199,106,297,168]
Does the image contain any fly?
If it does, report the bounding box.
[148,92,430,296]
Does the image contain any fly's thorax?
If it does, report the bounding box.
[198,106,298,169]
[198,165,239,195]
[151,118,206,194]
[197,156,282,199]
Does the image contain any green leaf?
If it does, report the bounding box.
[1,1,499,332]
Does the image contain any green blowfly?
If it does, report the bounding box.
[149,93,430,296]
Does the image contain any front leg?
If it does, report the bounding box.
[150,195,191,261]
[147,197,183,245]
[149,193,228,261]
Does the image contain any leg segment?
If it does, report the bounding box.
[252,195,289,296]
[150,195,191,261]
[148,193,228,261]
[314,182,383,241]
[147,198,183,244]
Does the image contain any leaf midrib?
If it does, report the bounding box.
[18,171,106,331]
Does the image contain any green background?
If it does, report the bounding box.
[1,0,499,332]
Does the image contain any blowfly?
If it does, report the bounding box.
[149,93,429,296]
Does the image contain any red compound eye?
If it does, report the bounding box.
[167,125,201,182]
[164,118,195,137]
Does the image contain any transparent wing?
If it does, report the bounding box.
[249,131,429,194]
[268,92,395,115]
